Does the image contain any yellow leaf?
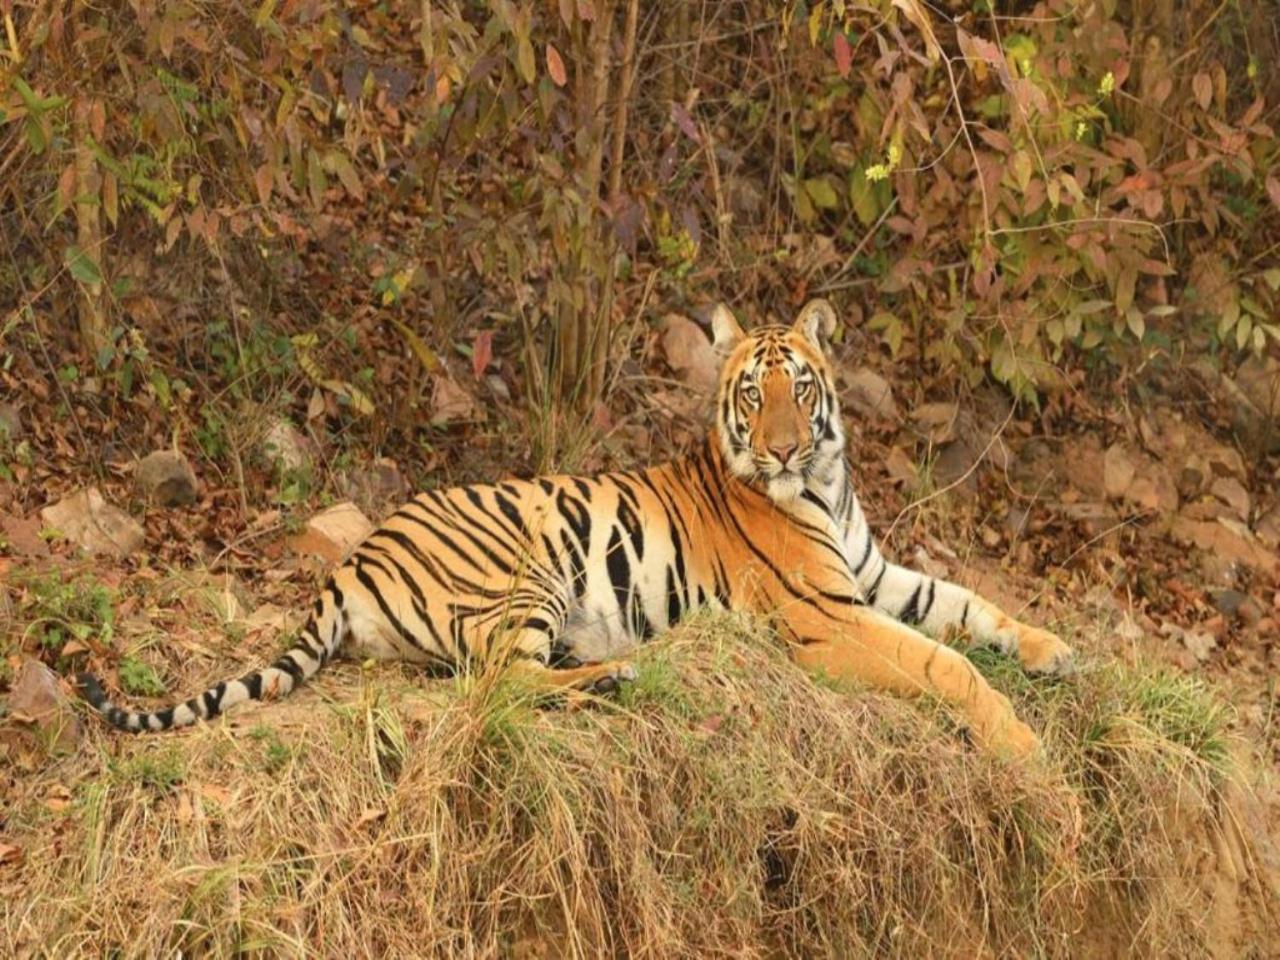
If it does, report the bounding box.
[808,2,824,46]
[389,317,441,373]
[517,35,536,84]
[891,0,941,62]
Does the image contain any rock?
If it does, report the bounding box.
[1211,589,1264,624]
[1123,461,1178,514]
[262,420,315,472]
[661,314,719,395]
[40,488,145,558]
[8,660,80,752]
[883,445,918,487]
[1209,477,1250,521]
[1175,454,1211,498]
[1103,444,1137,500]
[343,457,408,519]
[931,438,980,493]
[1257,505,1280,549]
[1063,436,1107,500]
[1,513,49,557]
[845,367,900,422]
[290,501,374,564]
[1160,622,1216,664]
[0,402,21,440]
[136,450,199,506]
[1170,516,1278,574]
[910,402,959,444]
[430,375,478,426]
[1229,355,1280,454]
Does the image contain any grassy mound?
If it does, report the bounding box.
[0,612,1260,957]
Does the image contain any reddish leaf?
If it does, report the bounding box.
[546,44,567,87]
[472,330,493,380]
[671,102,700,143]
[833,32,852,78]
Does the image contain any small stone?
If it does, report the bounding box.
[932,438,981,493]
[40,488,145,558]
[262,420,315,472]
[1171,516,1278,574]
[1230,355,1280,455]
[661,313,720,396]
[845,367,900,422]
[1103,444,1137,500]
[343,457,408,519]
[0,402,21,440]
[1123,462,1179,514]
[1,513,49,557]
[1209,477,1250,521]
[1256,505,1280,549]
[9,660,80,752]
[910,402,959,444]
[430,375,478,426]
[290,501,374,564]
[136,450,199,506]
[1211,589,1264,624]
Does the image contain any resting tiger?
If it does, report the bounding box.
[79,299,1072,758]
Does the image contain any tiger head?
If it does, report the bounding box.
[711,299,845,503]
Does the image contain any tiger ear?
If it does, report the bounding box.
[793,298,837,353]
[710,303,745,357]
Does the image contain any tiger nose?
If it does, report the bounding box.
[769,442,797,465]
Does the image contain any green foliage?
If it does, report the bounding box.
[110,746,187,793]
[118,656,166,698]
[16,571,115,654]
[0,0,1275,425]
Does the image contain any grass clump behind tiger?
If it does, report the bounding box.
[3,597,1271,958]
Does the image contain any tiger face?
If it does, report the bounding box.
[712,299,846,502]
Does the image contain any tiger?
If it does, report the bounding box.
[79,298,1073,758]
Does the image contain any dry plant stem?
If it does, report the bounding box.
[72,96,106,356]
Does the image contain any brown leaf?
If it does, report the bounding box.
[1266,175,1280,212]
[1192,72,1212,111]
[0,843,21,867]
[472,330,493,380]
[546,43,567,87]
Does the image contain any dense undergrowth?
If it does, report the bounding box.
[1,0,1276,469]
[2,611,1256,958]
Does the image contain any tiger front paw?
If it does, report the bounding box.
[1016,625,1075,676]
[588,660,638,695]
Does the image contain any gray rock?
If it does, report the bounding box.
[845,367,900,422]
[262,420,315,472]
[136,450,199,506]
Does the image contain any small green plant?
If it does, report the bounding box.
[18,571,115,653]
[110,746,186,792]
[249,724,294,773]
[118,656,166,697]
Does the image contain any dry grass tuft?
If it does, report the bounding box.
[1,611,1262,958]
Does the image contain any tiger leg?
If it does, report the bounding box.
[792,606,1040,761]
[481,603,637,695]
[506,658,638,695]
[864,561,1073,676]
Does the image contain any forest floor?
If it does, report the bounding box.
[1,300,1279,955]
